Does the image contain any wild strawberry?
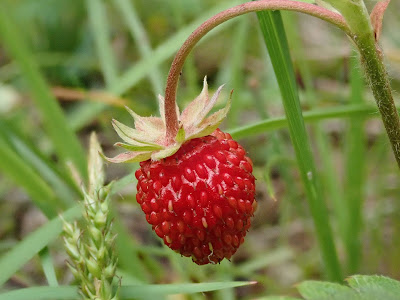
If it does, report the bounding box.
[106,78,256,264]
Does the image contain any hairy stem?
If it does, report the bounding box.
[163,0,350,142]
[326,1,400,167]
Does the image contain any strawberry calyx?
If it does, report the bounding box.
[105,77,231,163]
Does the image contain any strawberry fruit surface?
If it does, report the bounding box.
[106,78,256,264]
[135,129,256,264]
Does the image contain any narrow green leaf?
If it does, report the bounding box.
[112,0,164,95]
[0,120,79,206]
[0,286,76,300]
[118,281,256,298]
[0,205,81,287]
[86,0,118,86]
[259,297,301,300]
[38,247,58,287]
[109,172,137,195]
[282,11,346,275]
[0,4,87,179]
[67,0,242,132]
[297,281,359,300]
[0,282,254,300]
[0,134,60,218]
[115,142,163,152]
[255,9,342,280]
[112,214,149,282]
[343,52,366,274]
[237,247,293,275]
[224,17,250,128]
[229,104,384,139]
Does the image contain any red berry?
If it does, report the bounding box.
[136,129,256,265]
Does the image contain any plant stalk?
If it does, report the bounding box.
[163,0,350,143]
[326,0,400,168]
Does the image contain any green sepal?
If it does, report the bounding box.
[114,142,163,152]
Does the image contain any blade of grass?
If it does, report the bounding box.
[86,0,156,281]
[0,281,255,300]
[236,247,294,276]
[67,0,242,132]
[229,104,384,139]
[170,1,199,98]
[343,52,366,274]
[0,134,60,218]
[0,120,80,206]
[112,215,149,282]
[254,23,306,249]
[0,4,87,179]
[0,52,98,82]
[282,11,347,262]
[112,0,240,96]
[255,9,342,281]
[38,247,58,287]
[223,16,250,128]
[0,205,81,287]
[112,0,164,95]
[86,0,118,87]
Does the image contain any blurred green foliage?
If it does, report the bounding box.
[1,0,400,299]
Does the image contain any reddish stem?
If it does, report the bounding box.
[164,0,351,142]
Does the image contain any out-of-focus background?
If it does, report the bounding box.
[1,0,400,298]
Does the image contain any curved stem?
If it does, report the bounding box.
[333,0,400,168]
[164,0,351,142]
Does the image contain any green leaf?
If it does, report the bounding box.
[0,282,255,300]
[229,104,384,139]
[343,52,366,274]
[112,0,164,95]
[0,133,60,218]
[0,205,81,286]
[115,142,163,152]
[255,9,341,281]
[0,3,87,179]
[0,120,79,206]
[86,0,118,86]
[297,281,359,300]
[347,275,400,300]
[38,247,58,287]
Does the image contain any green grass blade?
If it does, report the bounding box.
[0,134,60,218]
[67,0,242,132]
[229,104,382,138]
[39,247,59,286]
[0,120,79,205]
[119,282,255,298]
[86,0,118,86]
[223,17,250,128]
[0,5,87,179]
[255,10,342,281]
[0,282,254,300]
[112,0,164,95]
[113,215,149,282]
[343,52,366,274]
[112,0,240,96]
[0,205,81,287]
[260,297,300,300]
[282,11,346,265]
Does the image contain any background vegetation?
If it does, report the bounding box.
[1,0,400,298]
